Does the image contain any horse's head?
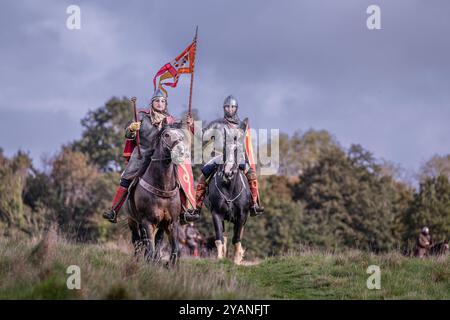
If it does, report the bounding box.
[219,127,247,184]
[159,126,189,164]
[220,141,239,184]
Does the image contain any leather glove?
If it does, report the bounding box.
[129,122,141,132]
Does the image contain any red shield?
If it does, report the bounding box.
[176,157,196,209]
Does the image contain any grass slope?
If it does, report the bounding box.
[0,234,448,300]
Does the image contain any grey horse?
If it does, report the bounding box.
[207,141,251,264]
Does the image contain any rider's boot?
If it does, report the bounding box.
[185,174,207,222]
[103,185,128,223]
[246,170,264,217]
[193,247,199,258]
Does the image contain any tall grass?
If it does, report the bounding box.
[0,230,448,299]
[0,229,260,299]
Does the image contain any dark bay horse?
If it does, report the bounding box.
[126,125,188,266]
[207,139,251,265]
[429,240,449,256]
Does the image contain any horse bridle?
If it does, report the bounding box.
[137,128,183,198]
[151,128,184,162]
[214,171,247,207]
[216,140,247,211]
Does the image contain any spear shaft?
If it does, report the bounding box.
[188,26,198,117]
[131,97,142,159]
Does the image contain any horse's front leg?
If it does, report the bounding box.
[128,218,143,258]
[212,212,225,259]
[140,222,155,263]
[232,210,247,265]
[167,222,181,267]
[154,227,165,263]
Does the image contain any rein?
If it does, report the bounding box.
[139,128,182,197]
[214,171,246,207]
[151,128,182,161]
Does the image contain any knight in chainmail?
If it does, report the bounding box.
[188,95,264,221]
[414,226,432,258]
[103,88,189,223]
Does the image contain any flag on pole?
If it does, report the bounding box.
[153,40,197,96]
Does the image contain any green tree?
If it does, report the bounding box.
[278,129,340,177]
[293,144,410,252]
[71,97,134,172]
[418,154,450,182]
[402,175,450,245]
[0,150,38,236]
[49,148,113,241]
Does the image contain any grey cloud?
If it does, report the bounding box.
[0,0,449,174]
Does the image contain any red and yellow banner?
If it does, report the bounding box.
[153,41,197,96]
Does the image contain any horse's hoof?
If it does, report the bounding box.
[233,243,244,265]
[184,211,201,223]
[215,240,224,259]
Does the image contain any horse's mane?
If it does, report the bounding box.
[153,123,184,140]
[136,125,183,177]
[136,148,155,178]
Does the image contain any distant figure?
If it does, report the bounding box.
[414,226,432,258]
[185,222,202,258]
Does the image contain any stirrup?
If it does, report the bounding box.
[250,205,264,217]
[103,209,118,223]
[184,208,201,222]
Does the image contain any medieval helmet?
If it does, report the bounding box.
[223,95,238,109]
[223,95,239,119]
[151,88,168,110]
[421,226,429,234]
[151,88,167,102]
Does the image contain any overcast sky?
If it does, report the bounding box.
[1,0,449,175]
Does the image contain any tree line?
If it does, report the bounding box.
[1,97,449,258]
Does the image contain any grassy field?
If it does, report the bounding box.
[0,232,448,300]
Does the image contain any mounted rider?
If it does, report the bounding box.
[414,226,432,258]
[187,95,264,221]
[103,88,197,223]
